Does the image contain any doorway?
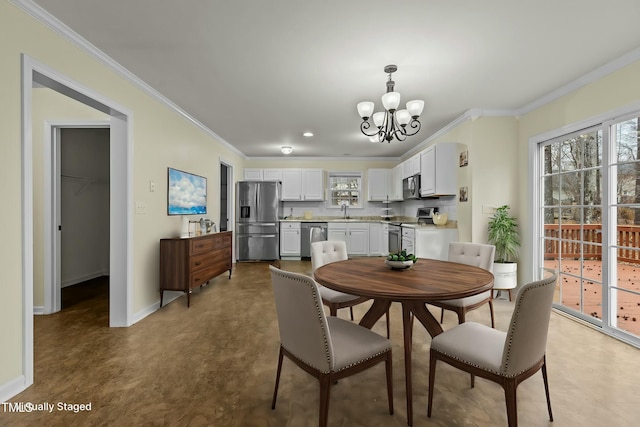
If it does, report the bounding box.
[220,161,232,232]
[22,55,133,390]
[58,127,110,311]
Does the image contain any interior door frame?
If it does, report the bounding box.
[21,54,133,392]
[43,121,110,314]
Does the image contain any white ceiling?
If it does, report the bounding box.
[30,0,640,159]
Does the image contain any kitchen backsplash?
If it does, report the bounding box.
[282,195,457,220]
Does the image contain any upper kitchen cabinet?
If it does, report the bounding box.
[390,164,403,201]
[281,168,324,201]
[420,143,457,197]
[242,168,282,181]
[368,168,403,202]
[243,168,263,181]
[263,169,283,181]
[402,153,421,179]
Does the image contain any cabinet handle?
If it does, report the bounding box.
[195,261,201,266]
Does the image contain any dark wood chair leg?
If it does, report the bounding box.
[489,299,495,328]
[329,304,338,317]
[271,348,284,409]
[542,357,553,421]
[349,306,354,321]
[385,352,394,414]
[456,308,466,324]
[385,309,390,338]
[440,307,445,323]
[504,379,518,427]
[319,375,331,427]
[427,351,437,417]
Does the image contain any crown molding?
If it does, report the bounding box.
[11,0,246,159]
[245,156,401,162]
[515,47,640,116]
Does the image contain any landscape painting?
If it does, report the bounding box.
[167,167,207,215]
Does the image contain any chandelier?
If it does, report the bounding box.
[357,65,424,143]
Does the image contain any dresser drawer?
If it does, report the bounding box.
[211,246,232,262]
[191,237,215,254]
[190,261,231,287]
[190,251,215,271]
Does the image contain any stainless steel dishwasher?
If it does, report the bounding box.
[301,222,328,258]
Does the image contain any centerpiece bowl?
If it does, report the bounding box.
[385,259,414,270]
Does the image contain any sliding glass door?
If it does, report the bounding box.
[536,114,640,346]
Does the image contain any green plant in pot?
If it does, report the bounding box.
[488,205,520,300]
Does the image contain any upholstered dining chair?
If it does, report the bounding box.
[429,242,496,327]
[427,271,557,427]
[269,266,394,427]
[311,240,390,338]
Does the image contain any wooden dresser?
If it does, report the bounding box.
[159,231,232,307]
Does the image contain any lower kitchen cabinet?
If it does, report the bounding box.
[414,228,459,260]
[280,222,301,257]
[327,222,369,256]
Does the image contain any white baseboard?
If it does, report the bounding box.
[131,292,182,324]
[0,375,27,403]
[61,270,109,288]
[33,306,45,315]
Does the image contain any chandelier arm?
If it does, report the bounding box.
[360,120,381,137]
[403,119,422,136]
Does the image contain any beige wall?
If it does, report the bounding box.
[517,60,640,284]
[1,2,245,388]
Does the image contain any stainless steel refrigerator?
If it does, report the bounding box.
[236,181,281,261]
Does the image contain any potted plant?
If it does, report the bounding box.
[488,205,520,299]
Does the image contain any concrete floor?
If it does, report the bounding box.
[3,260,640,426]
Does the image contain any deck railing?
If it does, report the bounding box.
[544,224,640,263]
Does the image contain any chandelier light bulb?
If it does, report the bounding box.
[372,111,386,128]
[357,101,374,120]
[406,100,424,118]
[396,109,411,126]
[381,91,401,111]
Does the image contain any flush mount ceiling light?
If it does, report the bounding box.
[357,64,424,143]
[280,146,293,155]
[302,132,314,137]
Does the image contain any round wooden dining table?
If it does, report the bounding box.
[314,256,494,427]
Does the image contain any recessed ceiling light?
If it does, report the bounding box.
[281,146,293,155]
[302,132,314,137]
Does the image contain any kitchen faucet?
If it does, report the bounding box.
[341,204,349,219]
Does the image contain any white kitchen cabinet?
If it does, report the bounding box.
[367,169,390,201]
[243,168,263,181]
[401,226,415,254]
[281,169,302,200]
[328,222,370,256]
[369,222,383,255]
[302,169,324,200]
[414,228,459,260]
[420,143,457,196]
[263,169,282,181]
[281,168,324,201]
[280,222,301,256]
[390,164,403,201]
[243,168,283,181]
[402,154,421,179]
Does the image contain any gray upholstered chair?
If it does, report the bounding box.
[311,241,391,337]
[429,242,496,327]
[269,266,393,427]
[427,271,557,427]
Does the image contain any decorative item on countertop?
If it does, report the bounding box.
[181,216,190,238]
[303,211,313,220]
[385,250,418,270]
[432,212,448,226]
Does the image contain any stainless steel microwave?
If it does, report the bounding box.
[403,174,421,200]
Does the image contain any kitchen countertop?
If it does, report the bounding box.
[279,216,457,229]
